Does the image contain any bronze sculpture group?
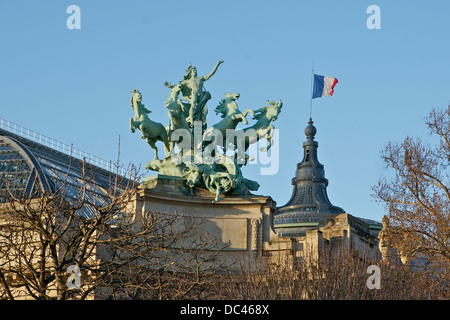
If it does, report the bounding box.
[130,60,282,202]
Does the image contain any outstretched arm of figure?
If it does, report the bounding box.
[164,81,174,88]
[203,59,224,81]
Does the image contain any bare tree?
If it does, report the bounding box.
[0,161,226,300]
[373,106,449,281]
[213,248,447,300]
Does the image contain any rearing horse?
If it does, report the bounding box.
[203,92,254,150]
[228,99,282,162]
[130,89,170,160]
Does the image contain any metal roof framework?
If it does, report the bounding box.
[0,125,127,218]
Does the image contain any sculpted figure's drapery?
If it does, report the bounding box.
[129,60,282,202]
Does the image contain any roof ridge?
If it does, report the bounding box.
[0,118,116,173]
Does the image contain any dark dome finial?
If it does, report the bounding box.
[305,118,317,140]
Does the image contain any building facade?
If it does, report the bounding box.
[0,117,384,299]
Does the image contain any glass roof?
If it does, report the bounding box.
[0,142,33,201]
[0,128,128,218]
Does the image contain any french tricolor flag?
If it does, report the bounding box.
[312,74,338,99]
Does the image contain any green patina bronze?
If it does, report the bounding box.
[130,89,170,160]
[129,60,282,202]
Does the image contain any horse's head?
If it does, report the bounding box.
[130,89,142,105]
[130,89,152,114]
[266,99,282,121]
[224,92,240,101]
[165,84,182,107]
[170,84,182,93]
[215,92,240,115]
[253,99,282,122]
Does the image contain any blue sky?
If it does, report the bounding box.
[1,1,449,222]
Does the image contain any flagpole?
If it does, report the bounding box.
[309,60,314,119]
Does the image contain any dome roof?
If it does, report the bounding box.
[274,118,345,236]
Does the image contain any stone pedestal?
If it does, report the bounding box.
[133,175,290,268]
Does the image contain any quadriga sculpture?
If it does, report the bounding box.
[129,60,282,202]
